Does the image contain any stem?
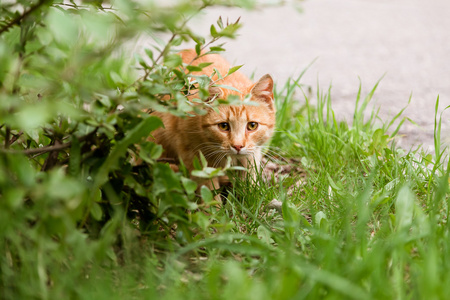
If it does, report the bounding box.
[0,0,51,36]
[121,3,209,94]
[0,129,97,156]
[5,127,11,149]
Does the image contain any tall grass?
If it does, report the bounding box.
[74,78,444,300]
[128,80,448,299]
[3,76,449,299]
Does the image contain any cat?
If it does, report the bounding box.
[151,49,275,198]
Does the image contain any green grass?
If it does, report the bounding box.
[3,77,449,300]
[171,78,447,299]
[149,82,436,298]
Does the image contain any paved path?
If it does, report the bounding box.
[192,0,450,152]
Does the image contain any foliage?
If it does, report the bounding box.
[0,0,253,298]
[1,0,450,299]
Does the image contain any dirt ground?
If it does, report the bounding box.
[189,0,450,152]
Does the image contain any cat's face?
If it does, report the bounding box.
[199,74,275,163]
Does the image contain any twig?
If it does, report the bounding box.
[0,129,98,156]
[41,139,61,171]
[121,3,209,94]
[9,131,23,146]
[0,0,51,36]
[5,127,10,149]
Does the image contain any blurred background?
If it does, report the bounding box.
[187,0,450,152]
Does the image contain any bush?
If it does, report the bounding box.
[0,0,253,297]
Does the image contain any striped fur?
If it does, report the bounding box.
[152,49,275,193]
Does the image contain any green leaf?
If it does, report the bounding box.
[198,62,213,69]
[173,68,185,79]
[282,199,300,240]
[314,211,328,230]
[395,185,415,230]
[191,170,208,178]
[109,71,124,85]
[227,65,243,76]
[90,202,103,221]
[94,116,163,188]
[257,225,274,245]
[181,177,198,195]
[195,43,202,55]
[139,142,163,162]
[153,163,183,195]
[145,48,154,61]
[199,151,208,168]
[217,16,224,29]
[9,154,35,188]
[164,54,182,68]
[47,8,79,45]
[213,67,223,80]
[192,156,202,170]
[135,53,147,68]
[201,185,213,202]
[209,168,225,177]
[210,24,219,38]
[46,169,84,202]
[209,46,225,52]
[4,188,25,209]
[11,102,52,131]
[327,173,343,191]
[220,23,241,38]
[186,65,203,72]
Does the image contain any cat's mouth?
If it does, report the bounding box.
[228,150,253,158]
[230,153,250,157]
[228,148,251,156]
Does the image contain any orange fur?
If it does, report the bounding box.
[152,49,275,194]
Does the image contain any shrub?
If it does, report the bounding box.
[0,0,252,297]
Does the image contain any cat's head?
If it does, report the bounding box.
[200,74,275,161]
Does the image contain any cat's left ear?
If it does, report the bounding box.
[250,74,274,110]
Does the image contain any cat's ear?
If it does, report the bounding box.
[250,74,274,109]
[206,86,224,102]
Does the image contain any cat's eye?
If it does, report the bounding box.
[247,122,258,131]
[218,122,230,131]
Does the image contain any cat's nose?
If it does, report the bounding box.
[232,145,244,152]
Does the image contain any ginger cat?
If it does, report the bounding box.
[152,49,275,197]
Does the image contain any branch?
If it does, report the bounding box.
[0,129,98,156]
[121,3,209,94]
[0,0,51,36]
[9,131,23,146]
[4,127,10,149]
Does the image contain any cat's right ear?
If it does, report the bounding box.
[251,74,274,109]
[206,86,224,102]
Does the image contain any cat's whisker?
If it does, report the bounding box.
[254,145,289,163]
[214,153,227,168]
[265,152,288,164]
[205,151,225,168]
[190,143,223,157]
[204,151,221,160]
[191,142,221,151]
[258,151,284,166]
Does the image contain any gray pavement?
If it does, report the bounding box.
[191,0,450,152]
